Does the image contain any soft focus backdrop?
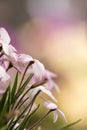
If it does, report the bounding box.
[0,0,87,130]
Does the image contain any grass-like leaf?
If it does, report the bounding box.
[0,85,10,115]
[16,73,33,99]
[57,119,82,130]
[17,105,40,130]
[6,86,11,112]
[11,72,18,105]
[9,90,40,130]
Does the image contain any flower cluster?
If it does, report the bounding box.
[0,27,66,130]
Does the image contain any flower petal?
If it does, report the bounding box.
[32,60,46,80]
[58,109,67,122]
[44,101,57,110]
[38,86,57,102]
[53,110,58,123]
[0,66,10,81]
[0,27,10,45]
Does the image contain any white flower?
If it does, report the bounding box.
[0,27,17,58]
[0,65,10,82]
[29,59,45,81]
[44,70,60,92]
[29,85,57,103]
[9,53,34,73]
[29,60,60,92]
[44,101,67,123]
[0,27,10,45]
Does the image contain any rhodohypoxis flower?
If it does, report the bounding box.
[15,53,33,72]
[29,85,57,103]
[28,60,60,92]
[0,27,66,130]
[43,70,60,92]
[0,27,17,60]
[28,59,46,81]
[0,27,10,46]
[44,100,67,123]
[0,65,10,82]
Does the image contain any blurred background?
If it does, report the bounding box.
[1,0,87,129]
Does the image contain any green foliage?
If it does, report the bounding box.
[57,119,82,130]
[0,71,41,130]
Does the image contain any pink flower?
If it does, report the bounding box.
[26,85,57,105]
[34,86,57,102]
[29,59,45,81]
[0,27,11,54]
[12,53,34,73]
[0,53,33,72]
[29,60,59,92]
[0,66,10,82]
[0,27,10,45]
[0,66,10,94]
[43,70,60,92]
[0,27,17,61]
[44,101,67,122]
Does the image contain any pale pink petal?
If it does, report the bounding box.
[17,54,33,65]
[0,66,10,81]
[3,44,17,57]
[0,27,10,45]
[53,110,58,123]
[0,66,10,94]
[38,86,57,102]
[44,101,67,122]
[12,54,33,73]
[44,101,58,122]
[44,101,57,110]
[32,60,46,80]
[9,45,17,52]
[46,70,57,78]
[58,109,67,122]
[44,70,60,92]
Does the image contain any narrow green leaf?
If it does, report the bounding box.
[6,86,11,112]
[9,90,40,130]
[27,90,40,115]
[0,86,9,114]
[28,110,51,130]
[18,105,40,130]
[11,72,18,104]
[57,119,82,130]
[18,61,34,88]
[16,73,33,99]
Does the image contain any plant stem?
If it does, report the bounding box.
[28,110,52,130]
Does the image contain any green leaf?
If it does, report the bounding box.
[11,72,18,104]
[6,86,11,112]
[0,86,9,114]
[9,90,40,130]
[57,119,82,130]
[16,73,33,99]
[18,105,40,130]
[9,103,32,130]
